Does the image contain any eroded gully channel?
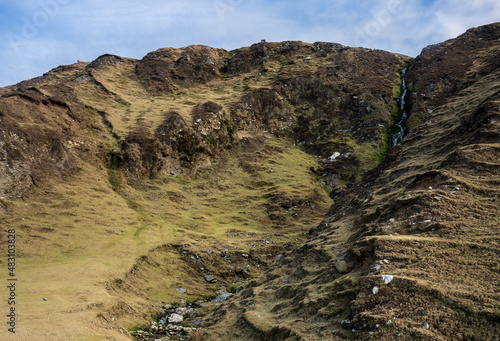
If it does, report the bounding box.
[390,67,410,146]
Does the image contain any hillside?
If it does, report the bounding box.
[0,23,498,341]
[0,40,408,340]
[200,23,500,340]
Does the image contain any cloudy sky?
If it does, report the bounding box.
[0,0,499,87]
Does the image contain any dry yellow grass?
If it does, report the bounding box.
[0,133,331,340]
[0,41,408,340]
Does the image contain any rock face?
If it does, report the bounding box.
[136,45,228,93]
[200,23,500,340]
[0,82,86,199]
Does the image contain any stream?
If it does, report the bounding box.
[390,67,409,146]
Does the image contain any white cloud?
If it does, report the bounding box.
[430,0,500,38]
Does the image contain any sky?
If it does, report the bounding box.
[0,0,499,87]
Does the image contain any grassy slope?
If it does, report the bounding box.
[1,138,331,340]
[0,42,407,340]
[0,59,335,339]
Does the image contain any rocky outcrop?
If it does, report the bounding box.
[136,45,228,93]
[121,101,236,179]
[0,82,91,199]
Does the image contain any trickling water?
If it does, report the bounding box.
[390,67,409,146]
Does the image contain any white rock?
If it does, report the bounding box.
[424,323,430,329]
[176,288,187,293]
[375,264,381,270]
[382,275,394,284]
[212,293,232,303]
[175,307,188,315]
[372,286,379,295]
[329,152,341,161]
[204,274,217,283]
[383,259,389,264]
[168,313,184,323]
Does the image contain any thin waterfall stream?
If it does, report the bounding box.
[390,67,409,146]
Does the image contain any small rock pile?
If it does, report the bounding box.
[130,324,197,341]
[130,287,233,340]
[130,303,201,341]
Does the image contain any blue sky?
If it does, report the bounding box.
[0,0,499,87]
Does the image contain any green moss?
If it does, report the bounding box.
[108,168,123,191]
[201,292,218,302]
[375,133,390,163]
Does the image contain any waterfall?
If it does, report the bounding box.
[390,67,409,146]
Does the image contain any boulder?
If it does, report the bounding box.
[204,274,217,283]
[168,313,183,323]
